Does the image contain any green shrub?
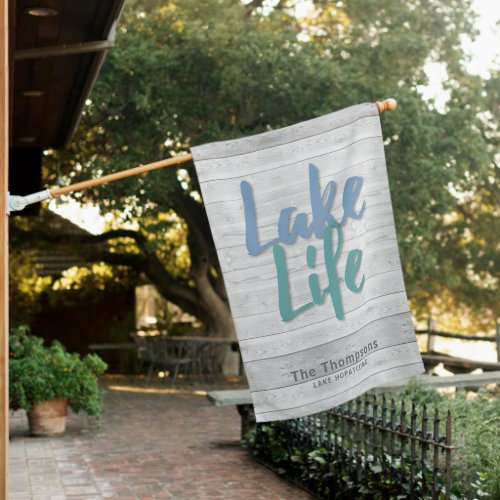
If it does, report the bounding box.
[400,381,500,498]
[246,421,444,499]
[9,326,107,418]
[245,383,499,499]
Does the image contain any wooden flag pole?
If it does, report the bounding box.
[50,99,397,199]
[50,153,193,197]
[8,98,397,211]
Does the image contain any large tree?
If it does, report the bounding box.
[37,0,497,334]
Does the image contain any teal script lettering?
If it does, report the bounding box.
[273,220,365,321]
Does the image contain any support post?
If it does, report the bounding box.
[426,317,436,375]
[427,317,435,354]
[236,404,256,442]
[0,0,9,496]
[496,322,500,363]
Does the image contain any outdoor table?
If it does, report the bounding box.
[130,333,240,381]
[165,336,238,379]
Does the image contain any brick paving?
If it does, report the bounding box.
[9,380,311,499]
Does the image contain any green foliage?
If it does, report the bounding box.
[8,247,52,326]
[9,326,107,417]
[9,211,139,329]
[400,381,500,497]
[247,421,446,499]
[399,378,446,406]
[43,0,499,328]
[443,390,500,499]
[245,384,500,498]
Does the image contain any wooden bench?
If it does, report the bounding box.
[207,371,500,436]
[207,389,253,439]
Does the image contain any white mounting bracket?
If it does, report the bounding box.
[7,189,52,215]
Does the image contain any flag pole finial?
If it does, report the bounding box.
[376,98,397,113]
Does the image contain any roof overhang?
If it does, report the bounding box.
[10,0,125,150]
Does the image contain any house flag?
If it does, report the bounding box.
[191,103,424,422]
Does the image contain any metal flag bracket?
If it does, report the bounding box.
[7,189,52,215]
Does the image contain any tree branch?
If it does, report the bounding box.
[91,229,147,245]
[87,248,209,323]
[90,251,148,269]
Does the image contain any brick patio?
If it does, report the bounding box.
[9,379,311,499]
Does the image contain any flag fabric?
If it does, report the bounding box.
[191,102,424,422]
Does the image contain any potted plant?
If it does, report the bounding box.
[9,326,107,436]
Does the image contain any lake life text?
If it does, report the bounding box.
[241,163,366,322]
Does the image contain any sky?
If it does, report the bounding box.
[50,0,500,234]
[462,0,500,78]
[422,0,500,109]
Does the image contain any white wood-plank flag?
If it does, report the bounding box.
[191,102,424,422]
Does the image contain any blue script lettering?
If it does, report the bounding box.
[341,176,365,225]
[241,163,366,257]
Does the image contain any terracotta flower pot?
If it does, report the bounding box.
[27,397,68,436]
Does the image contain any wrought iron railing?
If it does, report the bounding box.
[247,394,453,499]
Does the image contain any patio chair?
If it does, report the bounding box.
[202,342,229,379]
[130,332,154,375]
[159,337,193,386]
[130,333,192,386]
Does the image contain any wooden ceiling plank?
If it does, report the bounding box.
[36,0,64,46]
[11,59,31,145]
[58,0,98,45]
[12,59,30,90]
[89,0,112,41]
[15,0,38,50]
[39,54,82,145]
[27,53,56,145]
[11,59,30,146]
[54,52,94,146]
[26,0,103,146]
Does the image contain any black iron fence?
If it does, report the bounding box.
[246,394,453,499]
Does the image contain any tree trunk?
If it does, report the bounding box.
[194,272,235,338]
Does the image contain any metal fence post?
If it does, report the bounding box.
[445,410,452,500]
[409,401,417,499]
[432,408,441,499]
[421,404,429,497]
